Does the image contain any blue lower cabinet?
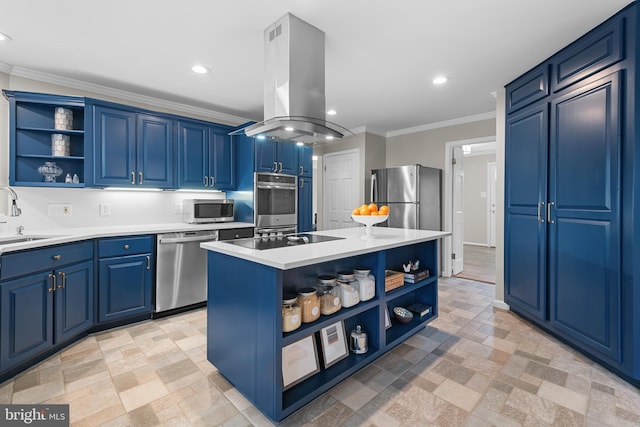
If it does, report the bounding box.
[54,260,94,344]
[0,272,53,372]
[0,258,94,373]
[98,254,152,323]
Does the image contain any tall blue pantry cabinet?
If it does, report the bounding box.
[505,1,640,384]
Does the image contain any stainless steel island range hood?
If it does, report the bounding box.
[233,13,351,145]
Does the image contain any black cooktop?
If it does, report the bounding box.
[224,233,344,250]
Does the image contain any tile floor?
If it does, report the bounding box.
[1,277,639,426]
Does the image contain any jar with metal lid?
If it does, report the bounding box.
[353,267,376,302]
[298,288,320,323]
[317,276,341,315]
[336,271,360,308]
[282,294,301,333]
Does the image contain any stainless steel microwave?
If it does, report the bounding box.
[183,199,234,224]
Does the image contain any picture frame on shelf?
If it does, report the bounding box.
[385,305,392,329]
[282,335,320,390]
[318,321,349,368]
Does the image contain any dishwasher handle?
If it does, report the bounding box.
[158,233,219,245]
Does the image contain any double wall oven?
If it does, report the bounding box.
[254,172,297,236]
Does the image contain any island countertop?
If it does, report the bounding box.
[201,226,450,270]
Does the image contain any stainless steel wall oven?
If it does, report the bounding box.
[254,172,297,233]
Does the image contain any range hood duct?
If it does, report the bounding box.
[232,13,351,145]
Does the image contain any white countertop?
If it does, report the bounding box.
[0,222,255,254]
[201,226,450,270]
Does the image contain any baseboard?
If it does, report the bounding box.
[493,300,510,311]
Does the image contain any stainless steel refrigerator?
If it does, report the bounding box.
[371,165,442,230]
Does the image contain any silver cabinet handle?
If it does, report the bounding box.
[210,176,214,188]
[139,171,143,185]
[204,176,209,187]
[131,171,135,185]
[300,179,304,189]
[548,202,555,224]
[146,255,151,270]
[57,271,65,289]
[279,162,283,173]
[299,166,304,175]
[273,162,278,173]
[52,254,61,261]
[538,201,545,223]
[48,273,56,293]
[371,173,377,203]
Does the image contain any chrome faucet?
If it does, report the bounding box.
[0,186,21,216]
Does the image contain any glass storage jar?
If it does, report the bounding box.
[317,275,341,315]
[353,267,376,301]
[282,294,301,333]
[337,271,360,308]
[297,288,320,323]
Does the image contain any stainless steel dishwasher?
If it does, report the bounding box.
[155,230,218,314]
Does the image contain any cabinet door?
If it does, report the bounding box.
[178,121,209,188]
[255,140,277,172]
[277,142,298,175]
[137,114,175,188]
[0,272,53,371]
[209,126,236,189]
[548,71,621,362]
[504,102,548,321]
[298,145,313,177]
[93,106,136,186]
[98,254,152,323]
[297,176,313,232]
[54,260,94,343]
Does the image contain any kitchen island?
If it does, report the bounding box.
[201,226,449,422]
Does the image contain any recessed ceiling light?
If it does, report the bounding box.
[284,126,294,132]
[325,135,334,140]
[433,76,448,85]
[327,109,337,115]
[191,64,210,74]
[0,32,12,42]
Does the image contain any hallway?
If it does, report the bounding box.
[454,244,496,284]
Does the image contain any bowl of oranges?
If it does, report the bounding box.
[351,203,389,239]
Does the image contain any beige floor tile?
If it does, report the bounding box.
[433,379,482,412]
[329,377,378,411]
[11,379,65,404]
[119,378,170,412]
[537,380,589,415]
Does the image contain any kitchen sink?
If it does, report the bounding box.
[0,236,61,245]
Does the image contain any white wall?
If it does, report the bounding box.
[494,89,506,308]
[463,154,496,245]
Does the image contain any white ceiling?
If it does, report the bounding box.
[0,0,631,134]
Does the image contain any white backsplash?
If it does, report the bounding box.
[3,187,228,233]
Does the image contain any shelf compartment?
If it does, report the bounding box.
[16,103,85,131]
[14,156,84,185]
[386,311,437,348]
[384,276,436,300]
[16,129,85,157]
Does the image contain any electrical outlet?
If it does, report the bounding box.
[48,203,72,217]
[99,203,111,217]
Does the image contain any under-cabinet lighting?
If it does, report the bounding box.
[256,135,266,140]
[296,142,304,146]
[175,189,224,193]
[102,187,163,192]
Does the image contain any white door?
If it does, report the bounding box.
[452,146,464,274]
[323,150,360,230]
[488,162,497,247]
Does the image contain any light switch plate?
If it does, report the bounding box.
[99,203,111,217]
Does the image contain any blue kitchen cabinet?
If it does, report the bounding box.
[0,242,94,374]
[298,145,313,177]
[3,90,86,187]
[505,3,635,384]
[92,104,175,188]
[297,176,313,232]
[97,236,154,323]
[178,120,236,190]
[255,140,298,174]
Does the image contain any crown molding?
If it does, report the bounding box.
[348,126,386,137]
[9,66,251,125]
[386,111,497,138]
[0,61,12,74]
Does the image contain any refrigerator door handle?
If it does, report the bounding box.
[371,173,377,202]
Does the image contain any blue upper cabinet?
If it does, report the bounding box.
[505,64,549,114]
[255,140,298,174]
[92,103,175,188]
[178,119,236,190]
[3,90,86,187]
[298,145,313,177]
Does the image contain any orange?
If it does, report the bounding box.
[360,204,368,210]
[359,206,371,215]
[368,203,378,212]
[352,208,360,215]
[370,211,379,216]
[379,205,389,215]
